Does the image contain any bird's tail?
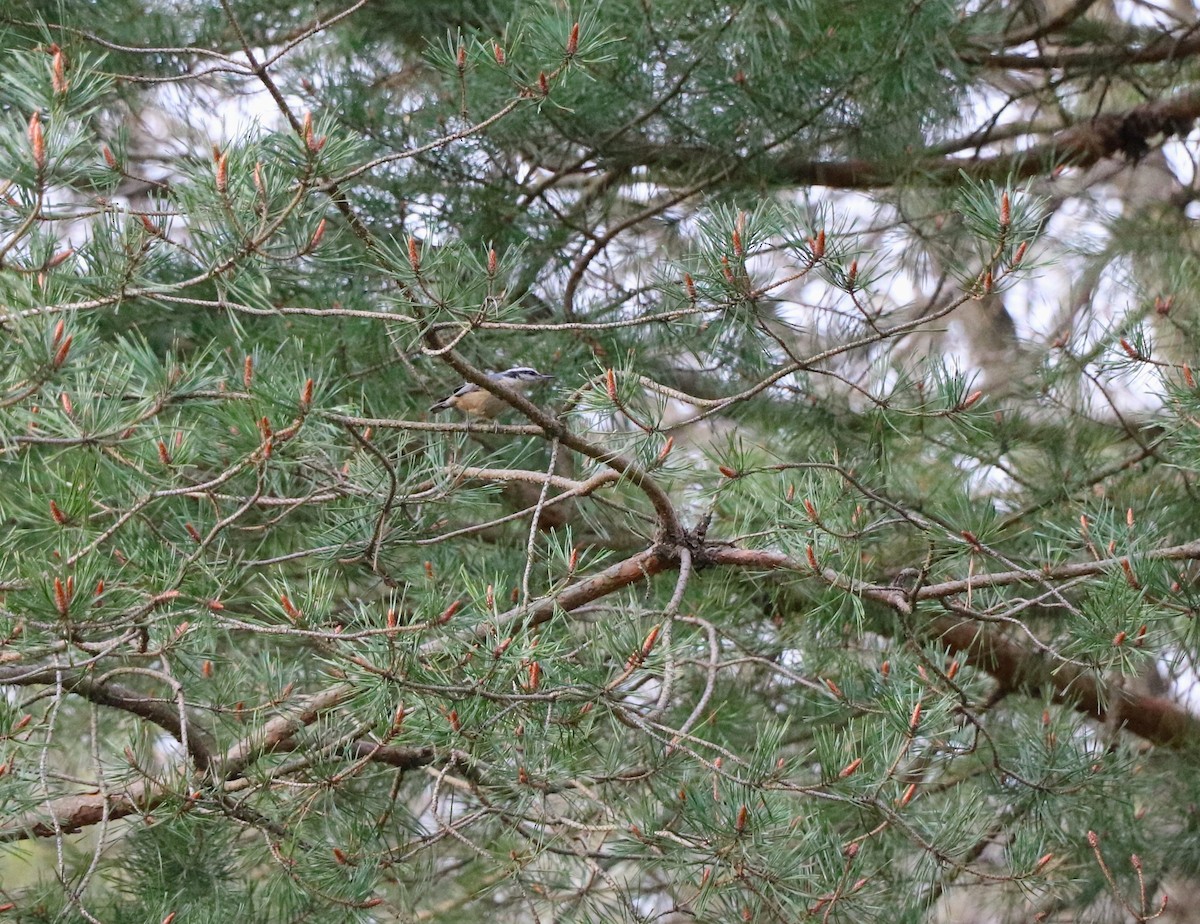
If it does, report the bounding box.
[428,400,451,414]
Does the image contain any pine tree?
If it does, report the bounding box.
[1,1,1199,921]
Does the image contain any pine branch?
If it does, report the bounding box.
[612,88,1200,189]
[0,662,217,770]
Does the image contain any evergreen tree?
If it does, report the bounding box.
[1,1,1200,920]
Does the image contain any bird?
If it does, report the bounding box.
[428,366,555,419]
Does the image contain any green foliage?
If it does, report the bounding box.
[0,1,1199,922]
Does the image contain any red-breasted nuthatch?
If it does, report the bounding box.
[428,366,555,419]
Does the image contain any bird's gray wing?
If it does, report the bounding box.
[429,381,481,413]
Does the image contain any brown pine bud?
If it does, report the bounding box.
[641,624,661,657]
[53,577,70,615]
[47,248,73,269]
[280,593,301,621]
[52,335,72,368]
[1121,558,1139,589]
[309,218,326,249]
[51,47,68,95]
[437,599,462,624]
[28,112,45,170]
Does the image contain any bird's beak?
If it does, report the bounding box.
[540,373,555,381]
